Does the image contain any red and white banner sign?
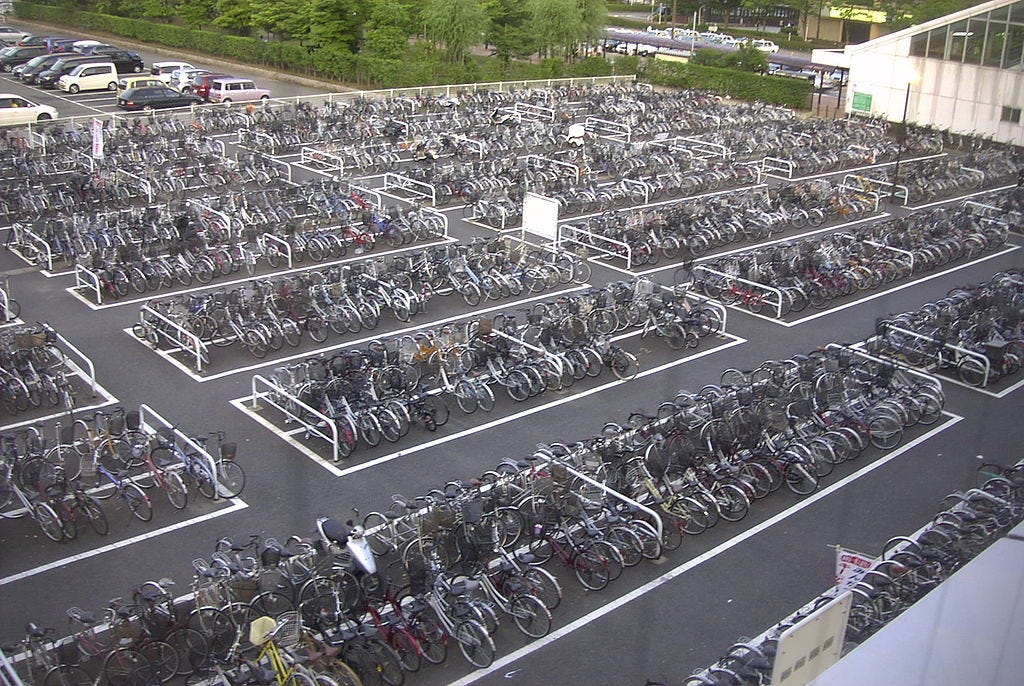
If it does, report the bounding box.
[91,118,104,160]
[835,546,877,591]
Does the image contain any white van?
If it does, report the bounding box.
[57,62,117,94]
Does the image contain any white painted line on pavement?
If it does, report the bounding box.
[0,499,248,587]
[229,397,345,477]
[447,411,964,686]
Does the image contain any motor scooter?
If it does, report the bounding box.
[315,510,381,596]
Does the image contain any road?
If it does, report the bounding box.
[0,18,1022,686]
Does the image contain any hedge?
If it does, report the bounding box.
[14,0,808,104]
[639,59,811,109]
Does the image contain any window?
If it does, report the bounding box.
[926,27,947,60]
[0,98,12,108]
[910,33,928,57]
[1001,106,1022,123]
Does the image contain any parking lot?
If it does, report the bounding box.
[0,30,1022,686]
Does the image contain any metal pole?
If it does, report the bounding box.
[889,81,912,204]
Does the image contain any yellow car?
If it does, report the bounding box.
[116,76,163,96]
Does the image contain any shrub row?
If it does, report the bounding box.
[639,59,812,109]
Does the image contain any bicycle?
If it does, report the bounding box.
[90,453,153,522]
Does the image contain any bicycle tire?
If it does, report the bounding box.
[387,628,422,673]
[784,462,819,496]
[43,665,92,686]
[33,501,64,542]
[160,470,188,510]
[123,482,153,522]
[522,566,562,611]
[508,593,552,638]
[454,619,494,669]
[81,493,109,535]
[216,459,246,498]
[139,639,179,683]
[103,646,153,686]
[572,550,610,591]
[164,626,210,675]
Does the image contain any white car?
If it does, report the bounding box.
[169,68,211,92]
[751,39,780,53]
[0,26,29,44]
[0,93,57,126]
[150,61,194,84]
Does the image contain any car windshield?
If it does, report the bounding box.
[24,55,48,67]
[0,47,16,56]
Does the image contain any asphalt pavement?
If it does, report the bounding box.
[0,19,1022,686]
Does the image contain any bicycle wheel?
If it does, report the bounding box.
[164,626,210,675]
[522,566,563,611]
[123,483,153,522]
[356,412,383,447]
[193,458,218,499]
[867,415,903,450]
[454,619,495,669]
[573,550,610,591]
[43,665,92,686]
[81,493,109,535]
[660,515,684,551]
[103,646,152,686]
[605,527,645,567]
[366,639,404,686]
[162,470,188,510]
[508,593,552,638]
[250,589,294,618]
[610,349,639,381]
[139,640,179,683]
[675,496,711,534]
[714,484,750,523]
[388,628,422,673]
[784,461,819,496]
[957,356,988,387]
[307,316,329,343]
[33,502,64,542]
[411,617,447,665]
[216,460,246,498]
[186,607,234,660]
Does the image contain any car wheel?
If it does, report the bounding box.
[1,64,11,73]
[68,84,79,93]
[133,65,142,73]
[143,104,154,112]
[107,81,117,91]
[37,113,51,121]
[222,98,231,104]
[260,94,269,100]
[181,86,191,93]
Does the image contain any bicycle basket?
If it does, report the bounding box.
[193,582,223,609]
[220,441,237,461]
[477,318,493,335]
[461,499,484,524]
[231,577,259,603]
[421,509,456,535]
[125,410,141,431]
[57,639,81,667]
[273,611,302,649]
[156,427,176,448]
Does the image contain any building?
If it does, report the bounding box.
[813,0,1024,146]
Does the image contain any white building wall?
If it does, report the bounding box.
[844,36,1024,146]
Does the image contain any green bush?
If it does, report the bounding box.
[639,59,811,109]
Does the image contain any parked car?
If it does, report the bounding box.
[44,37,78,53]
[0,26,30,44]
[0,93,58,125]
[85,48,144,74]
[150,61,193,83]
[191,72,231,101]
[17,35,53,48]
[117,85,203,111]
[35,55,95,88]
[70,39,105,50]
[751,38,780,53]
[207,77,270,103]
[14,53,66,82]
[75,43,118,55]
[57,62,118,93]
[169,68,211,93]
[116,75,164,96]
[0,45,48,72]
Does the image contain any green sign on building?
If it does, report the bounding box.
[851,92,873,112]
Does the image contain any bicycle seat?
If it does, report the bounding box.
[25,622,49,638]
[516,552,536,564]
[317,517,349,545]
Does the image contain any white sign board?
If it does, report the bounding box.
[91,119,104,160]
[834,546,877,591]
[770,592,853,686]
[522,192,559,241]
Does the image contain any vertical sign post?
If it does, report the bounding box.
[91,118,104,161]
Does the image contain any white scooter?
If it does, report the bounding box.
[315,512,381,595]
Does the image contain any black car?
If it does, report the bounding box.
[17,53,69,84]
[88,48,145,74]
[35,55,93,88]
[0,45,48,72]
[117,85,203,111]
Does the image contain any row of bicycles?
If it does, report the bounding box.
[675,458,1024,686]
[0,324,76,417]
[691,201,1010,316]
[560,178,879,267]
[0,408,244,541]
[260,278,725,456]
[868,269,1024,387]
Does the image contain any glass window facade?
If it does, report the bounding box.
[908,0,1024,69]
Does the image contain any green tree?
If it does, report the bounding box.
[177,0,219,28]
[422,0,488,63]
[214,0,254,34]
[300,0,368,52]
[363,0,413,59]
[250,0,307,38]
[578,0,607,43]
[485,0,533,65]
[876,0,976,30]
[527,0,583,58]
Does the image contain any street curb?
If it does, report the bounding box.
[9,17,359,94]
